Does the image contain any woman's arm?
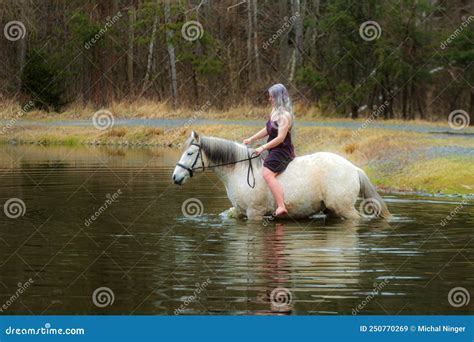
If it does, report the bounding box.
[243,127,268,144]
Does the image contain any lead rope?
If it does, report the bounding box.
[246,148,256,188]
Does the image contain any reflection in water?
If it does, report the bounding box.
[264,223,291,314]
[0,145,472,315]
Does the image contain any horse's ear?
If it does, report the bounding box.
[191,130,200,142]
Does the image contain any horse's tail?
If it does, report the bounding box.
[357,169,391,219]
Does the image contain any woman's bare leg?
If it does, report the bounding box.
[263,167,287,216]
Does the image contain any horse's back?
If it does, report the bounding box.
[279,151,360,196]
[285,151,358,173]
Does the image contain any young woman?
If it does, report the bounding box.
[243,83,295,217]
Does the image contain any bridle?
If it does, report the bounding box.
[175,142,260,188]
[175,142,205,178]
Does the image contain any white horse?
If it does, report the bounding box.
[172,131,390,220]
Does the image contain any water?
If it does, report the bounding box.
[0,145,472,315]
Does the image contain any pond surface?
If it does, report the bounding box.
[0,145,472,315]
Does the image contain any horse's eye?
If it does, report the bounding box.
[187,152,193,156]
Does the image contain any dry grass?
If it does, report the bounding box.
[105,128,127,138]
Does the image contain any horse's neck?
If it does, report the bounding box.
[211,163,245,183]
[210,163,258,195]
[203,138,259,189]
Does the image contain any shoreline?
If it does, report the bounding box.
[1,119,473,196]
[3,117,473,134]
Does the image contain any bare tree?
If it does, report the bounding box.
[252,0,261,82]
[246,0,253,81]
[17,0,27,93]
[141,0,159,95]
[127,2,136,94]
[289,0,303,82]
[279,0,290,84]
[164,0,178,107]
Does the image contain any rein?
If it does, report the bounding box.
[175,142,260,188]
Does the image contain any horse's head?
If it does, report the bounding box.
[172,131,204,185]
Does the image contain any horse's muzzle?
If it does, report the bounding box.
[172,174,184,185]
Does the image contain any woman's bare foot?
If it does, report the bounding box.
[273,206,288,217]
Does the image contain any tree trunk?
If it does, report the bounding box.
[368,86,376,113]
[278,0,289,84]
[351,104,358,119]
[127,3,135,95]
[289,0,304,82]
[17,0,27,93]
[251,0,261,82]
[314,0,320,16]
[292,0,303,66]
[388,96,394,119]
[247,0,253,81]
[416,89,424,120]
[141,0,159,96]
[88,2,105,107]
[408,82,415,120]
[470,91,474,125]
[402,86,407,120]
[381,88,389,120]
[164,0,178,108]
[192,68,199,103]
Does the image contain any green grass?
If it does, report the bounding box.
[366,157,474,195]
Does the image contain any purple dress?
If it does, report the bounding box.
[263,119,295,173]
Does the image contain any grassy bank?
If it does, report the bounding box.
[1,119,472,195]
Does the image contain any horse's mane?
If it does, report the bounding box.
[185,135,262,168]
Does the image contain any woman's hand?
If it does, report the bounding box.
[243,137,253,145]
[254,146,265,155]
